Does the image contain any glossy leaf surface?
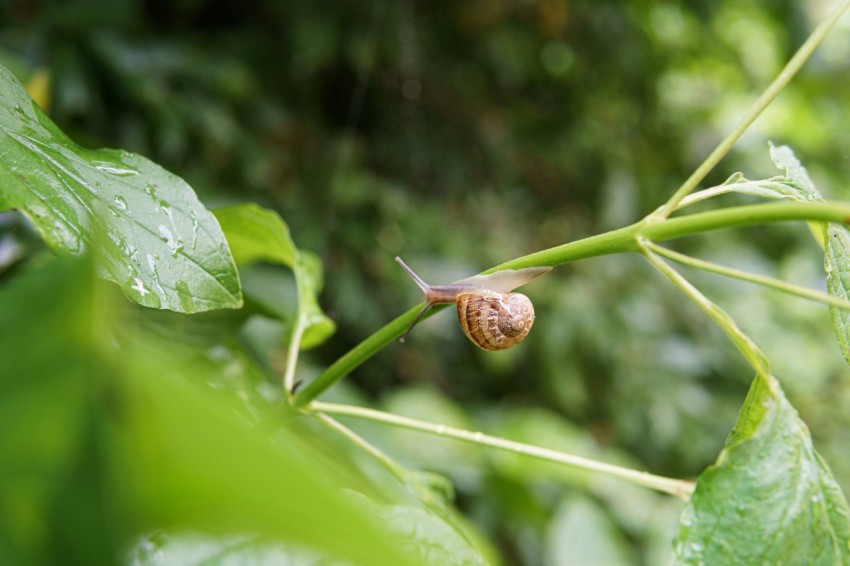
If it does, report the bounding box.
[0,63,241,312]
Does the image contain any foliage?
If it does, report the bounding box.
[0,64,241,313]
[3,1,850,564]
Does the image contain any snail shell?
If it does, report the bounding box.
[456,291,535,351]
[395,257,549,351]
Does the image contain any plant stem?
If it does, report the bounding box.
[313,411,410,485]
[654,0,850,217]
[639,201,850,243]
[295,225,641,408]
[295,200,850,408]
[294,305,440,408]
[674,180,800,210]
[644,241,850,311]
[310,401,695,500]
[283,315,306,402]
[640,239,770,378]
[485,223,641,272]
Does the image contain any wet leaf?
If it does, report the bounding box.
[0,63,241,313]
[672,375,850,565]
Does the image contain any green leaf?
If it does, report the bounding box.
[0,256,423,566]
[673,375,850,565]
[213,203,297,267]
[348,493,489,566]
[717,144,823,204]
[768,143,824,201]
[728,144,850,366]
[0,63,241,313]
[764,145,850,366]
[545,495,634,566]
[215,203,335,349]
[294,251,336,349]
[0,259,104,564]
[127,532,346,565]
[825,224,850,365]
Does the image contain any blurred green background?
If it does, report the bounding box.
[2,0,850,563]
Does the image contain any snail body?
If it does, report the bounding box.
[395,257,550,351]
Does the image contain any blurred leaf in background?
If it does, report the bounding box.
[0,254,498,565]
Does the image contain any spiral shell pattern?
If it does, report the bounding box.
[456,291,535,351]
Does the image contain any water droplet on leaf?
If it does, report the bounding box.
[158,225,183,257]
[92,161,140,177]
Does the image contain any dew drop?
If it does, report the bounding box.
[146,254,166,302]
[130,277,150,297]
[113,195,128,211]
[190,210,199,249]
[93,161,140,177]
[144,184,158,201]
[158,225,183,256]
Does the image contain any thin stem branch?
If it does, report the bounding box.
[644,241,850,311]
[639,239,771,378]
[283,316,306,402]
[295,200,850,408]
[654,0,850,218]
[674,180,801,210]
[313,411,410,484]
[310,401,695,500]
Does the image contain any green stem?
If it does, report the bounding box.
[294,306,437,408]
[485,223,641,272]
[645,241,850,311]
[313,411,410,485]
[640,239,770,378]
[674,180,797,210]
[640,201,850,243]
[311,401,695,500]
[283,315,306,401]
[295,201,850,408]
[294,225,640,408]
[654,0,850,217]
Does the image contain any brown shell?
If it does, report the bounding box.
[456,291,535,351]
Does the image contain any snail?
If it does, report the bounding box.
[395,256,551,351]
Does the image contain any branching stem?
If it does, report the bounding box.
[644,241,850,311]
[639,239,771,379]
[653,0,850,217]
[294,201,850,407]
